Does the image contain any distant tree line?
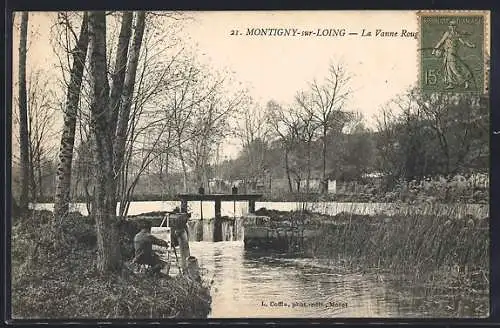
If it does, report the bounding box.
[218,83,489,194]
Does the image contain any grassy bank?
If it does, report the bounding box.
[11,210,212,319]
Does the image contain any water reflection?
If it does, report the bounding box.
[187,242,487,318]
[190,242,384,318]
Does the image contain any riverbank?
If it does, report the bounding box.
[30,184,489,205]
[11,210,212,319]
[253,207,489,317]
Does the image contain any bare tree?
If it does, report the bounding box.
[113,12,143,179]
[184,83,246,190]
[295,63,352,193]
[26,69,58,200]
[415,92,487,176]
[374,87,489,189]
[234,102,271,188]
[69,12,184,218]
[160,58,234,192]
[267,100,302,192]
[293,101,319,193]
[109,12,133,128]
[18,12,30,212]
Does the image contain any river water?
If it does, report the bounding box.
[31,200,488,219]
[155,220,487,319]
[191,240,395,318]
[32,201,489,318]
[187,240,487,318]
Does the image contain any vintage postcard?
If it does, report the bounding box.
[10,10,490,320]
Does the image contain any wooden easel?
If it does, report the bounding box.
[154,213,183,275]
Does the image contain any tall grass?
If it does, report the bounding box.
[305,204,489,287]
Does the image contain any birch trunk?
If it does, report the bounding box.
[53,13,89,222]
[108,11,133,218]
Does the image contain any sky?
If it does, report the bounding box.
[181,11,420,117]
[13,11,423,159]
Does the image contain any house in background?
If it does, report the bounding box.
[299,178,337,194]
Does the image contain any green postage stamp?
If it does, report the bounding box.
[418,11,490,93]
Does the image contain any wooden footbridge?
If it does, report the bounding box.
[177,193,262,216]
[176,193,263,242]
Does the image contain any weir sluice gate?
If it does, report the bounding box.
[146,193,318,276]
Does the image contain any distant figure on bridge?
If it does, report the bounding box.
[132,220,170,275]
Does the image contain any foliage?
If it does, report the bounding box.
[374,91,488,181]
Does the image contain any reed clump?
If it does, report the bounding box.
[11,210,212,319]
[306,205,489,288]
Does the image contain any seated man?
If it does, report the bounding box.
[132,220,170,275]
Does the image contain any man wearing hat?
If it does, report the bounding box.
[132,220,170,275]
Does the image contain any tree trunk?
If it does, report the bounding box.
[53,12,89,223]
[37,151,43,199]
[162,129,172,191]
[109,12,133,129]
[18,12,30,212]
[321,128,327,194]
[179,142,188,192]
[114,12,145,212]
[306,143,312,193]
[165,150,170,193]
[28,144,37,202]
[203,163,208,192]
[108,11,134,219]
[88,11,121,273]
[284,147,293,192]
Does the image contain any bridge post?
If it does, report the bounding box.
[249,200,256,214]
[175,193,263,243]
[180,199,188,213]
[213,198,223,242]
[215,199,221,218]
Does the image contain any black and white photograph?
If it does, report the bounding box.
[9,10,490,319]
